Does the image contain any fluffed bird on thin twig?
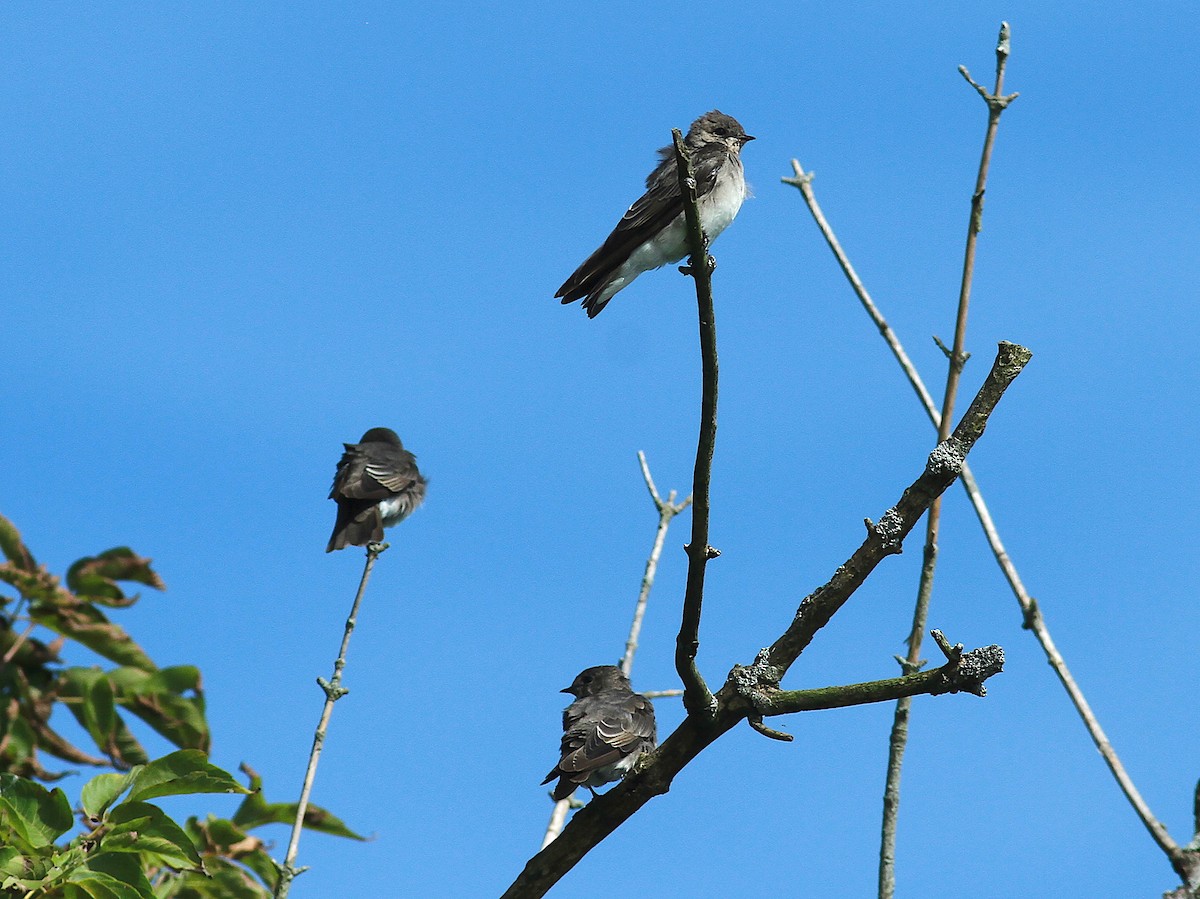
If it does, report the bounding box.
[326,427,426,552]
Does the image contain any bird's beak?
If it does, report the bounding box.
[742,134,756,143]
[560,687,573,694]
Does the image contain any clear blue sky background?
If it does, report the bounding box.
[4,3,1198,897]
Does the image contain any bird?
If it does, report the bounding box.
[325,427,426,552]
[556,109,754,317]
[541,665,657,801]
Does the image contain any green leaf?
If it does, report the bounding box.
[81,772,137,820]
[299,801,366,841]
[63,851,157,898]
[0,513,37,570]
[31,602,156,672]
[0,714,37,768]
[0,773,74,849]
[60,669,119,754]
[105,802,203,872]
[108,667,208,753]
[170,858,268,899]
[0,845,27,877]
[67,548,165,609]
[0,565,60,606]
[107,715,151,768]
[228,768,364,840]
[227,845,276,891]
[127,751,247,803]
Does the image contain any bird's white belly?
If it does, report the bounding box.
[697,163,746,241]
[593,160,746,307]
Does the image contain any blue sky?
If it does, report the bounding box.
[4,3,1199,896]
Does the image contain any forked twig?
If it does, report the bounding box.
[784,23,1197,893]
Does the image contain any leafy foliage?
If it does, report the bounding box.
[0,515,202,777]
[0,516,363,898]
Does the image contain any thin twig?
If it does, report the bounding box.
[539,800,572,851]
[784,28,1196,892]
[624,452,692,676]
[752,640,1003,716]
[274,542,387,898]
[671,128,720,718]
[1,620,37,665]
[871,25,1016,899]
[500,343,1030,899]
[541,454,689,849]
[759,342,1030,674]
[794,162,1198,892]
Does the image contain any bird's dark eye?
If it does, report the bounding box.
[714,127,729,136]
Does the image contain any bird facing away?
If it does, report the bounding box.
[541,665,657,801]
[555,110,754,317]
[325,427,426,552]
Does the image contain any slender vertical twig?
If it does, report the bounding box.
[273,542,387,898]
[623,451,693,677]
[671,128,720,718]
[788,159,1199,892]
[784,28,1197,894]
[501,343,1030,899]
[871,24,1017,899]
[540,453,691,849]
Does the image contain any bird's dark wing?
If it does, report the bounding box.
[555,144,729,304]
[329,443,421,501]
[553,692,656,776]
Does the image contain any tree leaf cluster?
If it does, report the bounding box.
[0,517,361,899]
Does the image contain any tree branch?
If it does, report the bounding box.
[624,452,691,677]
[756,342,1030,677]
[783,28,1196,892]
[671,128,720,718]
[748,640,1003,717]
[875,24,1019,899]
[540,454,690,849]
[273,542,387,898]
[500,342,1029,899]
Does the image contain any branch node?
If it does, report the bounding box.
[747,716,794,742]
[893,655,926,676]
[780,159,815,188]
[1021,596,1041,630]
[940,644,1005,697]
[869,509,905,555]
[958,63,1019,112]
[930,628,963,663]
[996,21,1011,58]
[316,677,349,701]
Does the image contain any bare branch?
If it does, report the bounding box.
[543,455,689,848]
[784,26,1194,890]
[747,716,794,742]
[671,128,720,718]
[748,641,1003,717]
[874,23,1019,899]
[274,542,387,898]
[624,453,690,677]
[759,342,1031,676]
[637,450,664,508]
[500,342,1029,899]
[1,620,38,665]
[641,689,684,700]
